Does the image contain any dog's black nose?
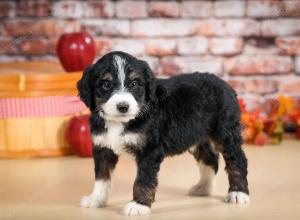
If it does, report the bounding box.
[117,102,129,113]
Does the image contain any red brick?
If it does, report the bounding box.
[280,78,300,93]
[48,38,58,55]
[0,56,26,62]
[131,19,198,37]
[145,39,176,56]
[225,56,293,75]
[226,79,245,94]
[31,56,58,62]
[198,19,260,37]
[115,0,146,18]
[158,63,181,76]
[243,42,279,55]
[84,1,114,18]
[181,1,212,18]
[95,38,111,56]
[214,1,245,17]
[247,0,300,18]
[177,37,208,55]
[0,1,15,17]
[52,1,83,18]
[58,19,81,34]
[245,79,278,95]
[280,0,300,16]
[18,0,49,17]
[3,19,80,37]
[247,0,281,18]
[0,38,16,54]
[261,19,300,36]
[160,57,223,76]
[19,38,48,55]
[295,56,300,74]
[209,38,243,56]
[276,37,300,55]
[137,56,160,73]
[111,39,145,56]
[148,1,179,17]
[3,20,46,36]
[81,19,130,36]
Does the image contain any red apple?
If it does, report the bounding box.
[254,132,268,146]
[57,32,95,72]
[66,114,93,157]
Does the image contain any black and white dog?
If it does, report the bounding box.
[77,51,249,216]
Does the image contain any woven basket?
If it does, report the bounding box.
[0,62,87,158]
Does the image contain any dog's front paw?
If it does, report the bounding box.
[80,195,106,208]
[224,191,250,204]
[122,201,151,216]
[188,182,214,196]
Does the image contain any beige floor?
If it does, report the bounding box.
[0,140,300,220]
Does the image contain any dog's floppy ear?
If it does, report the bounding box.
[140,60,156,102]
[77,65,94,110]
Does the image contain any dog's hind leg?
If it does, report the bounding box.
[188,142,219,196]
[215,124,250,204]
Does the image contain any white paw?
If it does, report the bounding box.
[122,201,151,216]
[224,191,250,204]
[188,182,215,196]
[80,195,106,208]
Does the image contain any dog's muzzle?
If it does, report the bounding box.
[102,92,139,122]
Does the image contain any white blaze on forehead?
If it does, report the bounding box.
[113,55,126,90]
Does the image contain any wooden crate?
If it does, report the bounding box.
[0,61,86,158]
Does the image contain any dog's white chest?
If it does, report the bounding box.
[92,122,142,155]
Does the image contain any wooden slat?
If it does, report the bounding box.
[0,61,66,74]
[0,116,73,157]
[0,61,84,97]
[0,83,19,90]
[25,72,82,82]
[0,75,20,83]
[0,81,79,92]
[0,90,78,98]
[29,118,45,150]
[43,115,71,150]
[0,73,82,83]
[0,120,5,151]
[4,118,30,151]
[25,81,79,91]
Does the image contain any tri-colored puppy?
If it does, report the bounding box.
[77,51,249,216]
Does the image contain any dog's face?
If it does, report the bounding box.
[77,51,155,123]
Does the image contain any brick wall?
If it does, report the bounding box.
[0,0,300,109]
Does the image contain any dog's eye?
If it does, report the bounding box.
[128,80,139,89]
[102,82,113,90]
